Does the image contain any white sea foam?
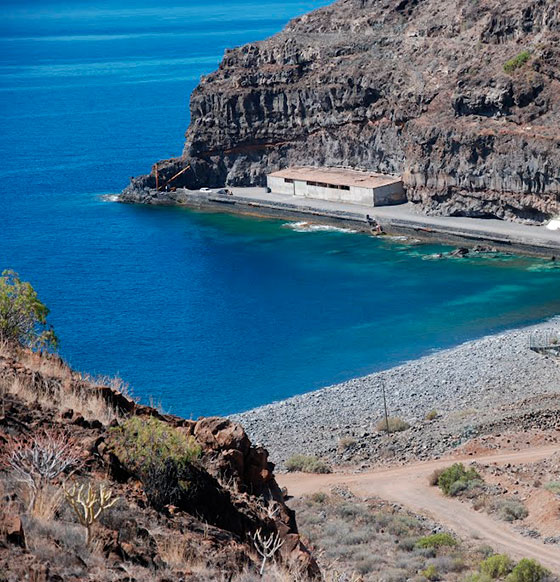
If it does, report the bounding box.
[384,235,422,244]
[283,221,357,234]
[100,194,120,202]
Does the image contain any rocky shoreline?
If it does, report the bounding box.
[119,186,560,257]
[125,0,560,224]
[232,319,560,468]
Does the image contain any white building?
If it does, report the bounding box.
[267,167,406,207]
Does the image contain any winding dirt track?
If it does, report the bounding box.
[278,446,560,573]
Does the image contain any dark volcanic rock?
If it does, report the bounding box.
[0,347,320,580]
[123,0,560,223]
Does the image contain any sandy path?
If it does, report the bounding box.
[279,446,560,573]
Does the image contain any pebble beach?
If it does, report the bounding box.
[232,319,560,466]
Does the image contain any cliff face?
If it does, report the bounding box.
[125,0,560,223]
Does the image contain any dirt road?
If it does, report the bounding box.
[278,446,560,573]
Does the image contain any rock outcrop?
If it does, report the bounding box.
[123,0,560,223]
[0,345,319,580]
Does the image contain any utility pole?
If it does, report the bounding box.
[381,379,390,433]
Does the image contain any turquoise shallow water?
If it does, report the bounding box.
[1,1,559,417]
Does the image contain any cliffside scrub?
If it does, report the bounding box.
[0,341,319,581]
[123,0,560,223]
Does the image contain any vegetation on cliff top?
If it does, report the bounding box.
[0,269,58,350]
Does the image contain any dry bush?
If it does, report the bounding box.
[375,417,410,433]
[293,493,443,581]
[230,560,313,582]
[30,483,64,521]
[491,498,528,522]
[4,431,81,510]
[338,437,357,452]
[156,532,194,569]
[285,454,331,474]
[0,376,7,416]
[544,481,560,495]
[64,482,119,546]
[428,468,444,487]
[0,336,14,357]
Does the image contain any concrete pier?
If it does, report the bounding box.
[120,186,560,258]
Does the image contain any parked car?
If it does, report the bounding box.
[200,187,212,192]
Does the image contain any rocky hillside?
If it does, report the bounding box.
[0,345,318,581]
[124,0,560,223]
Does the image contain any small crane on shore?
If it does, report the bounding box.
[152,163,191,191]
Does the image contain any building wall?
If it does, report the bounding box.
[267,174,406,206]
[299,182,374,205]
[373,182,406,206]
[294,180,307,197]
[267,175,295,195]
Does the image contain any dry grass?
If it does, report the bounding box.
[230,561,314,582]
[338,436,357,452]
[81,373,134,400]
[375,416,410,433]
[285,454,332,474]
[30,484,64,521]
[33,354,73,381]
[156,532,195,569]
[3,364,120,425]
[0,342,134,425]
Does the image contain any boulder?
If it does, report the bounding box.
[4,515,25,548]
[194,417,250,455]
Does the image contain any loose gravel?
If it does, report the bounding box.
[231,319,560,467]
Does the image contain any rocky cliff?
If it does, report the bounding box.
[124,0,560,223]
[0,345,318,580]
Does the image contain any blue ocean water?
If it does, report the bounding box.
[1,1,559,418]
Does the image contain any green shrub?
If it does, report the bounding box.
[0,269,58,350]
[415,532,457,549]
[310,492,328,503]
[503,51,531,74]
[506,559,550,582]
[437,463,481,496]
[425,409,439,421]
[493,499,528,522]
[285,454,331,474]
[422,564,439,581]
[477,545,495,559]
[109,416,203,510]
[375,416,410,433]
[480,554,514,578]
[543,481,560,494]
[464,574,493,582]
[109,416,202,475]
